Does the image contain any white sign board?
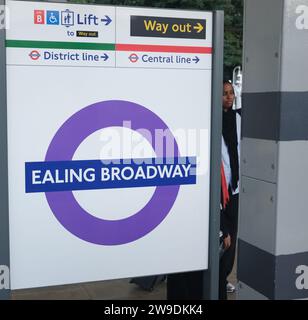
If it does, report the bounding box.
[6,0,213,289]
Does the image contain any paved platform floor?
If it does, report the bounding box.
[11,278,167,300]
[11,254,237,300]
[11,265,237,300]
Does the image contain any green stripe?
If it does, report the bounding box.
[6,40,115,51]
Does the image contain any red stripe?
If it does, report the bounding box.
[221,163,230,209]
[116,44,212,54]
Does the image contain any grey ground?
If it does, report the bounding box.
[11,261,237,300]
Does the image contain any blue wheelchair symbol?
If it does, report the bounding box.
[47,11,59,25]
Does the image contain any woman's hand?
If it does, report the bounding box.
[223,234,231,250]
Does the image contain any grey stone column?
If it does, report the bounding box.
[237,0,308,300]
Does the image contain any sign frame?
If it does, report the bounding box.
[0,0,10,301]
[0,0,223,300]
[203,10,224,299]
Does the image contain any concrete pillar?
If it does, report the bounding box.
[237,0,308,300]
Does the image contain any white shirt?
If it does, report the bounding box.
[221,112,241,195]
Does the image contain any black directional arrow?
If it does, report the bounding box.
[100,53,109,61]
[192,56,200,63]
[101,15,112,26]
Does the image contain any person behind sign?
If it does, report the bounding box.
[219,80,241,300]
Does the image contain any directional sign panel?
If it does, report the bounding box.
[116,7,212,70]
[130,16,206,39]
[6,1,116,67]
[6,0,213,289]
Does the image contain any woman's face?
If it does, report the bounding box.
[223,83,235,111]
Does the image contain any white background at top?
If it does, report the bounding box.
[7,1,116,43]
[7,1,213,47]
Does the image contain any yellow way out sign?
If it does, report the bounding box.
[130,16,206,39]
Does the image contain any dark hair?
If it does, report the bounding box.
[223,80,234,94]
[223,79,232,85]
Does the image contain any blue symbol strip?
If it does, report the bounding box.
[25,157,197,193]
